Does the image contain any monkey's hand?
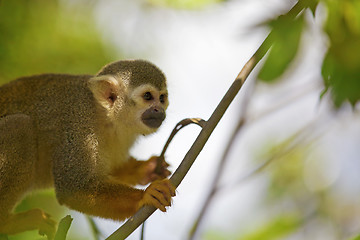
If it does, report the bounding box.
[137,156,171,185]
[138,179,176,212]
[109,156,171,186]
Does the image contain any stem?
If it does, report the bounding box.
[188,1,308,238]
[105,0,309,238]
[188,83,252,240]
[106,41,264,240]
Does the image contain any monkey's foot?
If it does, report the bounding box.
[139,179,176,212]
[0,209,56,240]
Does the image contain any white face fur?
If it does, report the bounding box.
[89,75,168,137]
[127,84,169,135]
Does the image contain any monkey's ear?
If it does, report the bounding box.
[88,76,121,109]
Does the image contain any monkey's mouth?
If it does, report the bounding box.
[141,107,166,129]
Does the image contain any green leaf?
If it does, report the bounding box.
[237,214,301,240]
[258,14,304,82]
[0,0,116,82]
[54,215,73,240]
[0,234,8,240]
[348,234,360,240]
[321,49,360,107]
[321,0,360,107]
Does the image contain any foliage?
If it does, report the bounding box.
[237,215,301,240]
[321,0,360,107]
[258,14,304,81]
[147,0,224,10]
[255,135,360,239]
[54,216,73,240]
[0,0,115,83]
[258,0,360,107]
[349,234,360,240]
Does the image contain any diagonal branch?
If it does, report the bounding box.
[105,43,265,240]
[105,24,268,240]
[105,0,309,238]
[188,78,254,240]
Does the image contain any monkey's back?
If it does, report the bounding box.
[0,74,95,129]
[0,74,99,189]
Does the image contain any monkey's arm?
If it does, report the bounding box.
[55,175,175,220]
[52,142,175,220]
[109,156,171,186]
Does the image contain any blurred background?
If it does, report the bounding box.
[0,0,359,239]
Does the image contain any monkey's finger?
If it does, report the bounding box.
[155,179,176,197]
[162,169,171,178]
[141,192,167,212]
[162,160,170,168]
[162,180,176,197]
[151,198,167,212]
[149,179,176,201]
[146,158,157,172]
[150,190,170,208]
[151,184,173,203]
[149,173,162,181]
[149,170,170,181]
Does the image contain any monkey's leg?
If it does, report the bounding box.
[0,114,56,239]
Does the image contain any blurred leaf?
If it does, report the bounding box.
[147,0,224,10]
[321,0,360,107]
[204,231,230,240]
[264,141,308,200]
[0,0,116,83]
[303,0,320,17]
[321,50,360,107]
[238,215,301,240]
[87,216,102,240]
[0,234,8,240]
[258,14,304,82]
[54,215,73,240]
[348,234,360,240]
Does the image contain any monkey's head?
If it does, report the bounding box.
[89,60,168,135]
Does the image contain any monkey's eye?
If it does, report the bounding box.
[143,92,153,101]
[160,94,166,104]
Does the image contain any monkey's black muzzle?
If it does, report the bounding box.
[141,106,166,129]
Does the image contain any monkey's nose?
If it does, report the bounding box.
[141,106,166,129]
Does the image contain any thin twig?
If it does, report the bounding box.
[106,118,206,240]
[155,118,206,174]
[106,42,264,240]
[187,1,309,238]
[225,114,333,190]
[189,79,322,238]
[140,222,145,240]
[106,18,268,240]
[188,76,255,240]
[160,118,206,158]
[143,118,206,240]
[86,216,102,240]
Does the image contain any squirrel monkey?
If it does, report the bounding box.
[0,60,175,238]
